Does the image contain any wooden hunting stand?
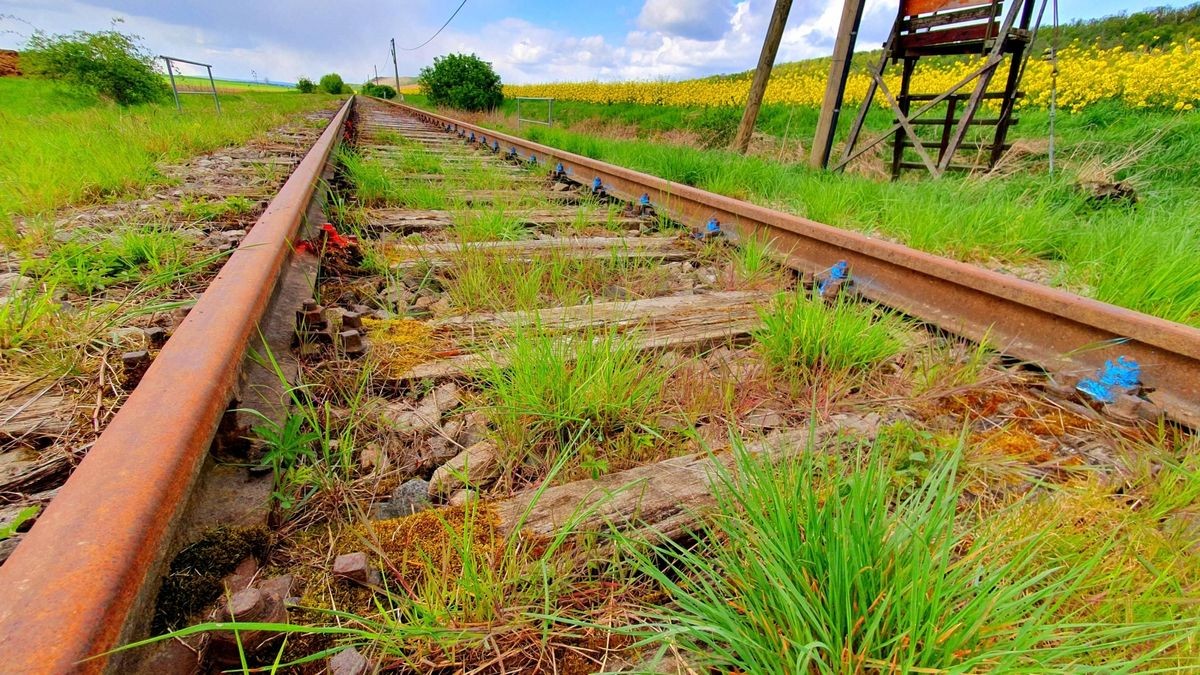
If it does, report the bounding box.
[812,0,1037,178]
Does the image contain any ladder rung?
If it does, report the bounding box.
[898,161,977,172]
[900,117,1015,126]
[905,92,1022,101]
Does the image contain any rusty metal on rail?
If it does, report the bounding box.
[386,98,1200,427]
[0,97,353,673]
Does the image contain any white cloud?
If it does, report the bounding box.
[0,0,900,85]
[637,0,737,41]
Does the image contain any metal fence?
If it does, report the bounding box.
[515,97,553,131]
[161,55,221,113]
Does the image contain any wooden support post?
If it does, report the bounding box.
[811,0,868,168]
[890,58,916,179]
[732,0,794,154]
[937,95,960,163]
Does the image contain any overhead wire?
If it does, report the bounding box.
[400,0,469,51]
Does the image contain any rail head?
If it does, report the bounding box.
[384,98,1200,427]
[0,97,354,674]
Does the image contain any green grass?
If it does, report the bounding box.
[753,291,904,383]
[620,435,1197,673]
[0,76,340,222]
[480,327,669,469]
[177,195,256,222]
[450,209,527,242]
[19,225,193,294]
[167,75,295,93]
[443,246,671,313]
[407,93,1200,327]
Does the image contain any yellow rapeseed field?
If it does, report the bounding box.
[505,40,1199,112]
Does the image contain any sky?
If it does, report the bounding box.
[0,0,1191,84]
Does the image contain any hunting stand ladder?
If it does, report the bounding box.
[834,0,1036,178]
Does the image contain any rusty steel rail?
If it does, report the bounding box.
[0,97,353,673]
[386,98,1200,427]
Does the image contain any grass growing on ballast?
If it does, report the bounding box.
[450,209,528,242]
[444,246,672,313]
[480,327,669,470]
[619,437,1195,673]
[753,291,904,383]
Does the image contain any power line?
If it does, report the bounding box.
[400,0,469,51]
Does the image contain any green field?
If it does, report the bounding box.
[167,74,295,93]
[0,77,341,225]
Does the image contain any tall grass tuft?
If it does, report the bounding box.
[621,437,1195,673]
[336,147,393,207]
[753,291,903,381]
[480,327,668,466]
[450,209,527,242]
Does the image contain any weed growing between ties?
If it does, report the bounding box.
[177,195,256,223]
[449,208,527,242]
[753,290,904,388]
[479,326,669,477]
[444,246,672,313]
[246,346,376,523]
[20,225,195,294]
[618,435,1197,673]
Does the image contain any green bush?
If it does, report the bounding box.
[418,53,503,111]
[24,29,168,106]
[318,73,346,95]
[296,77,316,93]
[360,82,397,99]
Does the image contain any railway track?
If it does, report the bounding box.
[0,95,1197,672]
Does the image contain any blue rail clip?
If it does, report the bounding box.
[693,217,721,239]
[818,261,849,296]
[1076,356,1141,404]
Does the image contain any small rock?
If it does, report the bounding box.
[429,440,502,495]
[108,326,144,346]
[0,272,32,295]
[328,647,371,675]
[449,489,478,507]
[742,410,785,430]
[359,442,386,472]
[387,383,461,433]
[381,286,414,310]
[831,412,882,438]
[413,295,439,311]
[653,413,691,433]
[332,552,370,584]
[601,285,634,301]
[456,412,489,449]
[385,478,433,517]
[258,574,295,602]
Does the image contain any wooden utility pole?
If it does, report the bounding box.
[390,38,400,89]
[732,0,794,154]
[391,38,404,101]
[810,0,867,168]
